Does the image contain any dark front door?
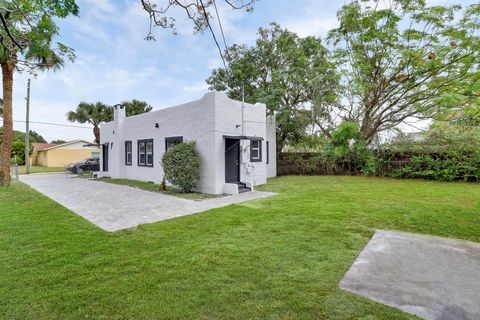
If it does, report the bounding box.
[102,144,109,172]
[225,138,240,183]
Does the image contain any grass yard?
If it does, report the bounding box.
[96,177,221,200]
[1,176,479,319]
[16,165,64,175]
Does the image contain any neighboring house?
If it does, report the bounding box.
[99,91,277,195]
[31,140,100,167]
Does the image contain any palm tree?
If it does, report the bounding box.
[121,99,153,117]
[0,1,78,186]
[0,48,65,186]
[0,51,15,186]
[66,102,113,144]
[0,47,67,187]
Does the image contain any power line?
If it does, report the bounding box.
[12,120,91,129]
[199,0,229,72]
[213,0,229,59]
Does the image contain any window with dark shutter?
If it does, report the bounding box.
[165,136,183,151]
[266,141,269,164]
[125,141,132,165]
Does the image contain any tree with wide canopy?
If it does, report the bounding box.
[327,0,480,144]
[207,23,339,154]
[0,0,79,186]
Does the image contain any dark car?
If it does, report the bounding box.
[67,158,100,174]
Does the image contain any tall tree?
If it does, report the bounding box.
[66,102,112,145]
[0,0,78,186]
[328,0,480,144]
[207,23,339,153]
[434,64,480,127]
[122,99,153,117]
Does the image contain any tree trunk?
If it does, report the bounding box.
[93,126,100,145]
[1,59,15,187]
[276,132,284,158]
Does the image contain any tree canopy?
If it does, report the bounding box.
[121,99,153,117]
[207,23,339,153]
[0,0,78,186]
[50,139,66,144]
[66,102,112,144]
[0,0,78,71]
[327,0,480,143]
[0,128,46,145]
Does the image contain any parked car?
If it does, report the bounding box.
[67,158,100,174]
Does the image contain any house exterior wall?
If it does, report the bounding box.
[212,92,268,194]
[35,142,99,167]
[35,151,48,166]
[99,93,217,193]
[99,91,276,194]
[266,116,277,178]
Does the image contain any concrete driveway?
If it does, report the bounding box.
[20,173,274,232]
[340,230,480,320]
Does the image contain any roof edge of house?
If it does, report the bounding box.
[39,140,94,151]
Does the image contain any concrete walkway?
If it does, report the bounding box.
[20,173,275,232]
[340,230,480,320]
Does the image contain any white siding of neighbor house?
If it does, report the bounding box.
[99,91,276,194]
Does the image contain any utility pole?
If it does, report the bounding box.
[24,79,31,174]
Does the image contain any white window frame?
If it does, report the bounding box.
[138,139,153,167]
[250,140,262,162]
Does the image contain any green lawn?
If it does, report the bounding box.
[1,176,479,319]
[97,177,221,200]
[16,165,64,175]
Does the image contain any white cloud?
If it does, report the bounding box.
[83,0,116,15]
[183,82,209,94]
[284,16,338,38]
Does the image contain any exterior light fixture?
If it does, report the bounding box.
[155,123,159,128]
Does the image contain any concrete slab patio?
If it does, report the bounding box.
[20,173,275,232]
[340,230,480,320]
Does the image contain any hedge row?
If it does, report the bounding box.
[277,151,480,182]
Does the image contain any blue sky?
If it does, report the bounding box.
[10,0,475,142]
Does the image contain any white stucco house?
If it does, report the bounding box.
[98,91,276,195]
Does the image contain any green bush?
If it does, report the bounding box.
[390,151,480,182]
[383,124,480,182]
[11,141,26,165]
[280,121,479,182]
[161,141,201,193]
